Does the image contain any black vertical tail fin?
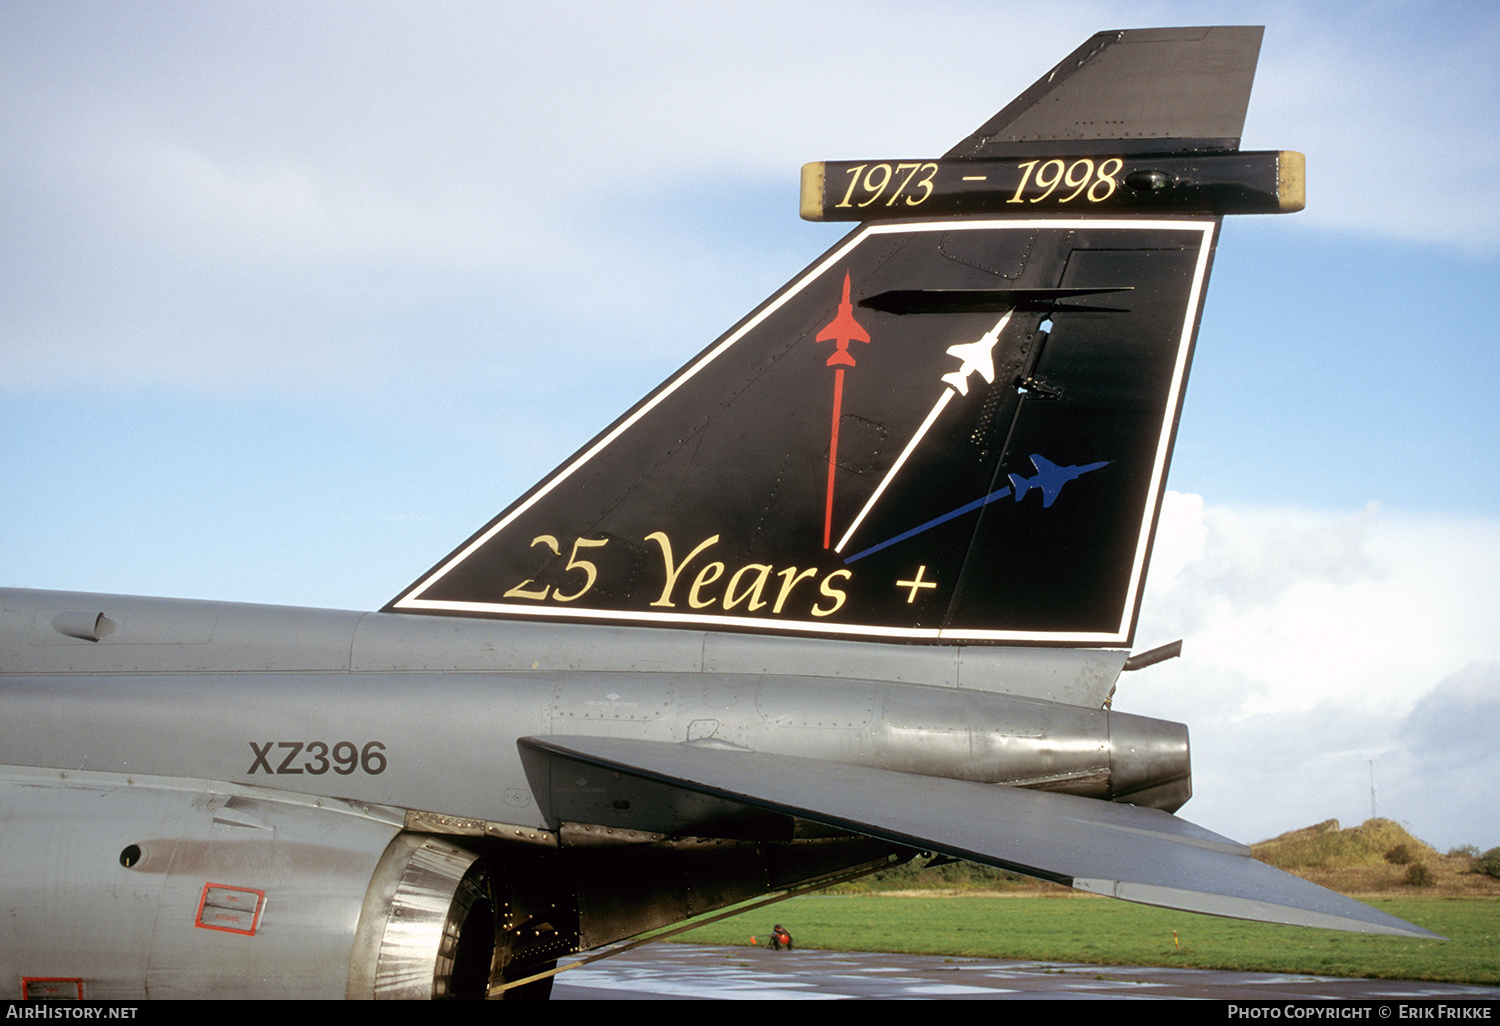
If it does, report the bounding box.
[389,26,1300,647]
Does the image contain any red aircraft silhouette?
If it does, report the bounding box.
[816,272,870,366]
[814,272,872,548]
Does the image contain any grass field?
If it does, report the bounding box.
[669,893,1500,984]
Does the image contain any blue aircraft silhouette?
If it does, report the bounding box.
[1008,454,1110,508]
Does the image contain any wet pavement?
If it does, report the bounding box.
[550,943,1500,1001]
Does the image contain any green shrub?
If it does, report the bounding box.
[1404,863,1435,887]
[1471,848,1500,879]
[1385,844,1414,865]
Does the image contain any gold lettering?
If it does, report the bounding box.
[1089,157,1123,201]
[1008,159,1038,203]
[502,534,562,601]
[1011,157,1122,205]
[642,534,856,619]
[811,569,852,617]
[888,162,922,205]
[646,532,720,608]
[1030,158,1065,202]
[858,163,892,207]
[688,562,726,609]
[552,537,608,602]
[836,164,867,208]
[1058,157,1093,202]
[772,567,818,614]
[724,563,771,611]
[907,162,938,205]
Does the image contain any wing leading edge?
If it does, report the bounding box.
[521,736,1441,940]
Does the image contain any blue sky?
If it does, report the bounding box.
[3,1,1498,852]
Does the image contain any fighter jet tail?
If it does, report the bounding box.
[389,26,1300,649]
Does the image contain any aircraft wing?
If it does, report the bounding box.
[521,736,1441,940]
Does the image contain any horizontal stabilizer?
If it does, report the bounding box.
[521,735,1441,940]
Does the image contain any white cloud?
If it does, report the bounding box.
[1404,662,1500,764]
[1124,494,1500,849]
[1249,6,1500,249]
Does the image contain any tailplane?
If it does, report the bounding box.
[389,26,1301,647]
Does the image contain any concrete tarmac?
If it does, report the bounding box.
[550,943,1500,1001]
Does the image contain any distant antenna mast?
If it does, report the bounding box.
[1368,757,1377,820]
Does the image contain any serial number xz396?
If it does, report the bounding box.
[247,740,388,775]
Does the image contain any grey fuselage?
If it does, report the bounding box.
[1,587,1183,827]
[0,586,1188,999]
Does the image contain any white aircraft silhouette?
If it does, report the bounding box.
[941,313,1010,395]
